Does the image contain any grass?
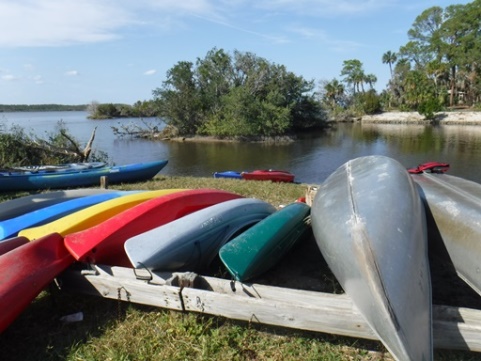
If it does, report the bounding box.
[0,176,480,360]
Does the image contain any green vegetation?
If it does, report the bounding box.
[87,100,158,119]
[0,122,108,167]
[152,48,326,138]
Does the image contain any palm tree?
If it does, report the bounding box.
[382,51,397,78]
[382,51,398,107]
[365,74,377,90]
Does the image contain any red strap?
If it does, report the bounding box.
[408,162,449,174]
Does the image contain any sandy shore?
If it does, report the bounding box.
[361,111,481,124]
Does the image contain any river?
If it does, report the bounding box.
[2,111,481,185]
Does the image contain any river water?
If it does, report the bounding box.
[2,111,481,185]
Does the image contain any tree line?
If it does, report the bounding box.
[322,1,481,119]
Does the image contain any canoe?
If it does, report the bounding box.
[19,189,184,240]
[0,233,74,333]
[0,236,29,256]
[0,188,118,221]
[125,198,276,272]
[0,160,168,191]
[213,171,242,179]
[412,171,481,296]
[219,202,311,282]
[311,155,432,361]
[65,189,243,267]
[241,169,295,183]
[0,191,135,240]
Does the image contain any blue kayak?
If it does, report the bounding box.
[213,171,242,179]
[0,160,168,191]
[0,191,138,240]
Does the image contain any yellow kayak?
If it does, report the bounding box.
[19,189,185,240]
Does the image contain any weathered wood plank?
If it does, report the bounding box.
[59,265,481,353]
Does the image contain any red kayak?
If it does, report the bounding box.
[0,233,74,333]
[241,170,295,183]
[64,189,243,267]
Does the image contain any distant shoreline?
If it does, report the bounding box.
[361,111,481,125]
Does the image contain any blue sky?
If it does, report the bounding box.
[0,0,471,105]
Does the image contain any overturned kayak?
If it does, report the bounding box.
[125,198,276,272]
[412,171,481,296]
[219,202,311,282]
[0,188,117,221]
[311,155,432,361]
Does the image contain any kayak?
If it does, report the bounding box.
[0,188,118,221]
[125,198,276,271]
[241,170,295,183]
[219,202,311,282]
[0,160,168,191]
[64,189,244,267]
[0,191,135,240]
[18,189,184,240]
[311,155,432,361]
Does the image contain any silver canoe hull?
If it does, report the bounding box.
[413,172,481,296]
[311,155,432,361]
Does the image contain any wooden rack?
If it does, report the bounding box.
[60,264,481,353]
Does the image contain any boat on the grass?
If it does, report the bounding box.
[125,198,276,272]
[0,233,74,333]
[64,189,243,267]
[0,160,168,191]
[0,188,118,221]
[18,189,184,240]
[311,155,433,361]
[411,168,481,296]
[241,169,295,182]
[0,191,135,240]
[213,171,242,179]
[219,202,311,282]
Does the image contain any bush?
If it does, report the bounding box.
[418,97,442,120]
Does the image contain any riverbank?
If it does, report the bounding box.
[361,110,481,124]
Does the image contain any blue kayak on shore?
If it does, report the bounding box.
[0,191,137,240]
[0,160,168,191]
[213,171,242,179]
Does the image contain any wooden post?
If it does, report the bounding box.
[100,176,108,189]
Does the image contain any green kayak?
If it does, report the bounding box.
[219,202,311,282]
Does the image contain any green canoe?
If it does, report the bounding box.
[219,202,311,282]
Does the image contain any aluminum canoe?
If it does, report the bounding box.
[311,155,432,361]
[412,172,481,296]
[125,198,276,272]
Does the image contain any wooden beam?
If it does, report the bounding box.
[59,265,481,353]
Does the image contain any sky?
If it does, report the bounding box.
[0,0,472,105]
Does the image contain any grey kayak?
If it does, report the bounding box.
[413,172,481,296]
[311,155,432,361]
[0,188,117,221]
[124,198,276,272]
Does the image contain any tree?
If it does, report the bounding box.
[382,51,397,79]
[340,59,365,94]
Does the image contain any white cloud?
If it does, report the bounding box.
[65,70,79,76]
[32,75,44,84]
[144,69,157,76]
[2,74,19,81]
[0,0,134,47]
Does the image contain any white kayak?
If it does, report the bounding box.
[311,155,432,361]
[124,198,276,272]
[412,171,481,296]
